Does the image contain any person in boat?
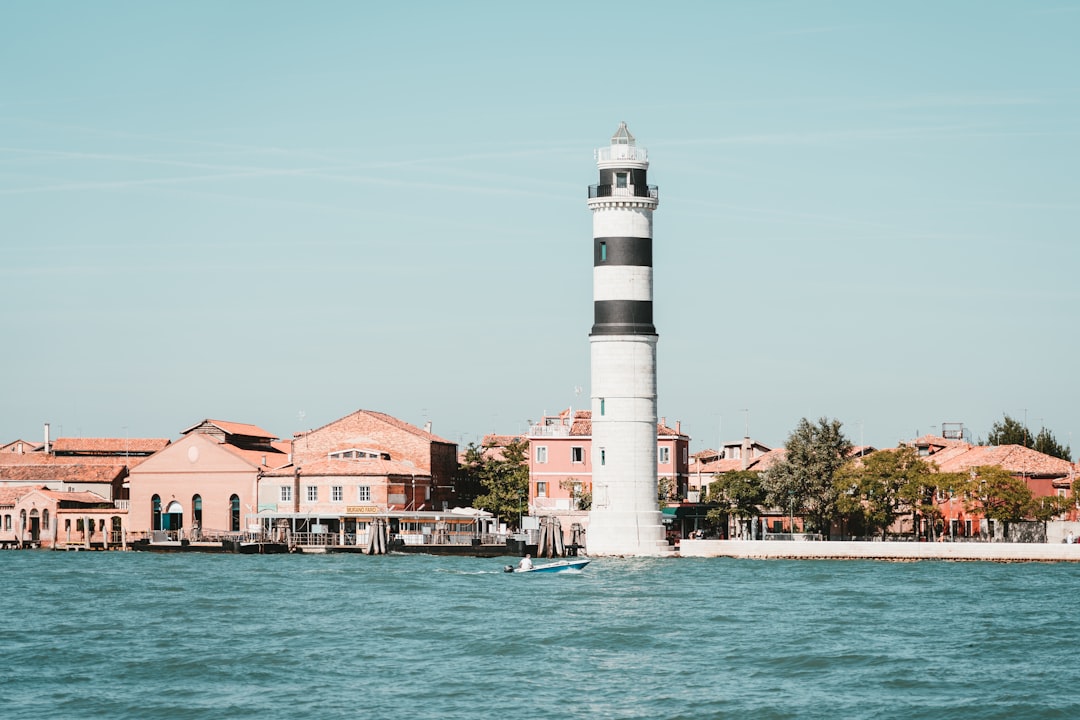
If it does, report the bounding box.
[517,554,533,571]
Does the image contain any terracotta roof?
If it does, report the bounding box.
[930,444,1074,478]
[753,448,787,471]
[658,421,686,438]
[0,452,147,468]
[0,486,34,505]
[217,444,291,471]
[571,412,592,436]
[0,464,127,484]
[299,409,452,445]
[694,448,786,475]
[32,488,113,505]
[263,457,428,478]
[0,440,42,454]
[50,437,170,454]
[181,419,278,439]
[482,434,524,448]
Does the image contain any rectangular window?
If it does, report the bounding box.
[659,447,670,464]
[537,481,547,498]
[358,486,371,502]
[600,398,605,416]
[280,485,292,502]
[571,446,584,464]
[332,486,343,502]
[600,241,607,262]
[615,172,628,189]
[600,448,606,466]
[536,446,548,464]
[306,486,318,502]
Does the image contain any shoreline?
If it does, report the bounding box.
[678,538,1080,562]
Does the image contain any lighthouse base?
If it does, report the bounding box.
[585,509,672,557]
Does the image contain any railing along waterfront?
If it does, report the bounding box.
[588,184,659,201]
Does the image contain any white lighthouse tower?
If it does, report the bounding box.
[586,123,669,557]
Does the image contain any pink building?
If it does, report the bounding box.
[526,409,690,512]
[287,409,457,509]
[0,486,125,549]
[127,420,290,538]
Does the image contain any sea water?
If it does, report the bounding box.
[3,552,1079,720]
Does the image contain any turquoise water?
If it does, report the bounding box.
[3,552,1079,719]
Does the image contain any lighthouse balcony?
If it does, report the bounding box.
[588,184,659,201]
[596,146,648,163]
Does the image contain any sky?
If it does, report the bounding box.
[2,1,1078,456]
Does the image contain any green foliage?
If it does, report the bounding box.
[986,414,1031,447]
[559,478,592,511]
[470,438,530,529]
[762,417,852,535]
[658,477,672,504]
[1034,427,1072,462]
[1029,494,1071,522]
[707,471,765,518]
[834,446,937,539]
[706,470,766,534]
[453,442,488,507]
[963,465,1034,523]
[984,414,1071,460]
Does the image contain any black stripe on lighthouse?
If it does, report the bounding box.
[594,237,652,266]
[591,300,655,336]
[592,235,655,336]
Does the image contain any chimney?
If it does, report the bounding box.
[44,423,50,454]
[423,421,432,434]
[676,420,681,434]
[660,416,666,429]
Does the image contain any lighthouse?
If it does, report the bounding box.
[586,123,669,556]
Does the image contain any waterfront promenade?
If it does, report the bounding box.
[679,538,1080,562]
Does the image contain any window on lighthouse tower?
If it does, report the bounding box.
[615,172,628,189]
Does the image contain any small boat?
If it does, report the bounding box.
[504,558,590,574]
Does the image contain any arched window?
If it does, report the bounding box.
[230,495,240,532]
[192,495,203,528]
[42,509,50,531]
[151,495,162,531]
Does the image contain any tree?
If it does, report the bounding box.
[472,438,530,529]
[963,465,1033,528]
[658,477,673,504]
[1033,427,1072,462]
[834,447,935,540]
[984,414,1072,461]
[986,414,1031,447]
[454,442,488,508]
[762,417,852,536]
[559,478,592,511]
[706,470,766,537]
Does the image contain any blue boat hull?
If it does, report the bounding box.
[505,559,590,573]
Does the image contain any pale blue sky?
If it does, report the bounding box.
[3,1,1078,455]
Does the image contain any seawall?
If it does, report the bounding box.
[678,539,1080,562]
